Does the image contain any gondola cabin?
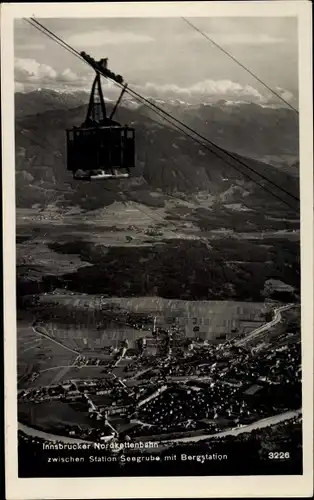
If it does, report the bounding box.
[66,124,135,180]
[66,63,135,181]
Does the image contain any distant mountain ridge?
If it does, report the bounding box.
[15,88,299,163]
[15,89,90,118]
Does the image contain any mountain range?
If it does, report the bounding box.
[15,88,299,216]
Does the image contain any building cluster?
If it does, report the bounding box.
[19,325,301,443]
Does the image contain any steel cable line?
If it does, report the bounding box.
[133,109,299,212]
[25,17,299,211]
[120,85,300,206]
[25,18,85,64]
[102,100,299,212]
[181,17,299,115]
[98,73,300,209]
[110,85,298,213]
[109,91,299,212]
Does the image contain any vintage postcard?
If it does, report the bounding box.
[2,1,313,498]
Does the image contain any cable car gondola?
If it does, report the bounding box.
[66,59,135,181]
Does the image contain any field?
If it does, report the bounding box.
[100,296,267,336]
[18,400,93,431]
[21,295,268,345]
[17,324,77,387]
[16,201,201,248]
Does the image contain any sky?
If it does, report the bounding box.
[14,17,299,105]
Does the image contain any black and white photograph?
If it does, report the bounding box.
[2,1,313,498]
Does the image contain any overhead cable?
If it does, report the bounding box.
[181,17,299,114]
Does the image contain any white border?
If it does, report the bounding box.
[2,2,313,499]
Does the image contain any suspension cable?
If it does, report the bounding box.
[181,17,299,114]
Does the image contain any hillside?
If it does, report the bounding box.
[145,99,299,170]
[15,91,299,217]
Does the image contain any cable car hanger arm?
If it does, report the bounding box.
[81,52,128,125]
[109,83,128,121]
[84,72,107,125]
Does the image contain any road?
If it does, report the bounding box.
[235,304,294,347]
[162,409,302,444]
[49,363,76,385]
[19,327,81,387]
[32,326,80,355]
[18,409,301,447]
[20,339,41,354]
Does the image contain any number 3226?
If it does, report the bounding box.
[268,452,290,459]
